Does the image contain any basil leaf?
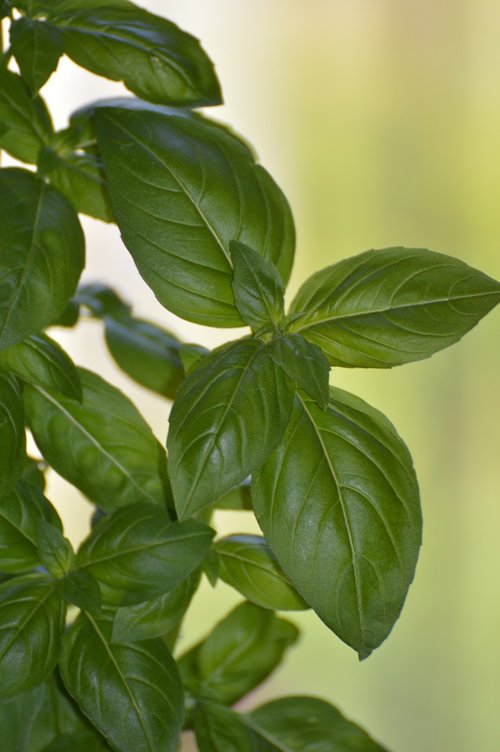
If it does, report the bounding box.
[0,70,53,163]
[289,247,500,367]
[230,241,285,330]
[77,503,213,606]
[96,106,295,326]
[194,701,257,752]
[215,479,252,511]
[35,520,75,578]
[42,5,221,107]
[0,333,82,400]
[168,339,294,519]
[269,333,330,408]
[178,343,210,374]
[0,573,66,698]
[22,455,47,492]
[60,613,184,752]
[112,571,199,643]
[58,570,101,614]
[253,388,422,659]
[44,151,113,223]
[75,283,130,319]
[104,316,184,399]
[10,19,63,94]
[0,373,25,496]
[178,601,299,705]
[215,534,308,611]
[42,732,112,751]
[25,369,171,512]
[0,169,85,351]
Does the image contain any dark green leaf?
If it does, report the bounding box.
[168,339,294,519]
[179,602,299,705]
[60,612,184,752]
[0,70,53,163]
[194,701,257,752]
[230,241,285,330]
[35,520,74,577]
[42,732,112,751]
[22,455,47,492]
[178,343,210,374]
[77,503,213,606]
[0,333,82,400]
[25,369,171,512]
[50,299,80,328]
[75,283,130,319]
[104,316,183,399]
[44,151,113,223]
[0,573,66,698]
[289,247,500,367]
[96,106,295,326]
[215,535,308,611]
[215,479,252,511]
[58,570,101,614]
[253,388,422,659]
[112,570,199,643]
[0,373,25,496]
[269,333,330,409]
[0,169,85,350]
[10,19,63,94]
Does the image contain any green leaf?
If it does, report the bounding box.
[60,612,184,752]
[35,520,75,577]
[22,455,47,492]
[269,333,330,408]
[193,701,257,752]
[178,602,299,705]
[112,570,199,643]
[10,18,63,94]
[42,732,112,751]
[230,241,285,330]
[50,298,80,329]
[41,5,221,107]
[44,151,113,223]
[0,573,66,698]
[24,368,171,512]
[58,569,101,614]
[215,535,308,611]
[289,247,500,367]
[76,503,213,606]
[0,333,82,400]
[253,388,422,659]
[215,479,252,511]
[0,70,53,163]
[96,106,295,326]
[0,169,85,351]
[178,343,210,374]
[168,339,294,519]
[104,316,184,399]
[0,373,25,496]
[75,283,130,319]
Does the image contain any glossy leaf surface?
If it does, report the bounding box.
[58,570,102,614]
[289,247,500,367]
[25,369,170,511]
[0,70,53,163]
[168,339,294,519]
[253,388,422,658]
[10,18,63,94]
[270,333,330,408]
[60,613,184,752]
[0,169,85,351]
[35,520,75,578]
[0,373,25,497]
[230,241,285,330]
[96,107,295,326]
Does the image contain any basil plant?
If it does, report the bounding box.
[0,1,498,750]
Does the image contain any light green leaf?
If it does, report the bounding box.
[24,369,171,512]
[215,535,308,611]
[289,247,500,367]
[0,373,25,496]
[77,503,213,606]
[44,151,113,223]
[253,388,422,659]
[104,315,183,399]
[0,333,82,400]
[60,613,184,752]
[10,18,63,94]
[96,106,295,326]
[0,573,66,698]
[269,333,330,408]
[230,241,285,330]
[0,70,53,163]
[168,339,294,519]
[0,169,85,351]
[35,520,75,578]
[178,601,299,705]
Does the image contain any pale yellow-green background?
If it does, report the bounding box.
[35,2,500,750]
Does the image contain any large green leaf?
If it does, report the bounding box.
[44,151,113,223]
[0,573,66,698]
[215,535,308,611]
[60,613,184,752]
[230,241,285,331]
[0,70,53,163]
[96,106,295,326]
[0,333,82,400]
[10,18,63,94]
[168,339,294,519]
[178,602,299,705]
[24,369,171,512]
[0,373,25,496]
[289,247,500,367]
[0,169,85,351]
[253,387,422,659]
[76,503,213,606]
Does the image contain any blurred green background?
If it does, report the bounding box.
[38,1,500,750]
